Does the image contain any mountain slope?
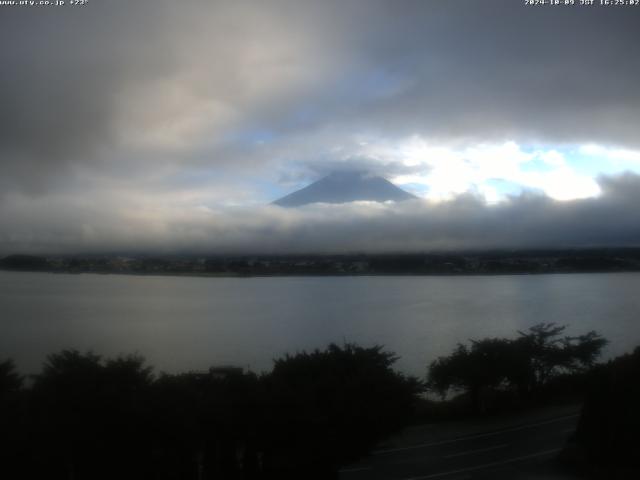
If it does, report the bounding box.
[273,171,416,207]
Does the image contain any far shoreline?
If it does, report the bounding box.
[2,249,640,279]
[2,267,640,280]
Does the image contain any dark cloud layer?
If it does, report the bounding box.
[1,173,639,255]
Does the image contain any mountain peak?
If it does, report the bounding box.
[273,170,416,207]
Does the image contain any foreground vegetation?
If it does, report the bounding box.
[0,344,421,479]
[569,346,640,475]
[1,324,637,478]
[427,323,607,414]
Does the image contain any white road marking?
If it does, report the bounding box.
[374,414,578,455]
[339,466,371,473]
[403,448,561,480]
[443,443,508,459]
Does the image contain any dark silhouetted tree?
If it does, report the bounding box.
[0,359,25,477]
[0,358,22,396]
[29,350,103,479]
[514,323,608,394]
[428,324,607,412]
[29,350,156,480]
[573,346,640,472]
[428,338,524,412]
[263,343,423,478]
[149,368,263,480]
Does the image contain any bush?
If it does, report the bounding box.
[263,343,424,476]
[0,344,423,479]
[574,347,640,471]
[427,323,607,413]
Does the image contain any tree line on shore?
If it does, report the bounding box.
[4,249,640,276]
[0,323,637,479]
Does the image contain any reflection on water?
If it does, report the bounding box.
[1,271,639,376]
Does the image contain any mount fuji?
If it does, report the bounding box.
[273,171,416,207]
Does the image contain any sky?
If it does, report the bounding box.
[1,0,640,254]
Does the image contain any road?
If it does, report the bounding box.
[339,405,582,480]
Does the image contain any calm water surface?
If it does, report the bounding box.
[1,271,639,376]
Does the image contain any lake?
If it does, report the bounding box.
[1,271,639,377]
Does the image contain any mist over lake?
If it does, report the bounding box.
[1,271,638,377]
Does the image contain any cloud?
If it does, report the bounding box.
[1,1,640,253]
[0,0,344,192]
[2,173,640,255]
[2,1,640,193]
[580,144,640,165]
